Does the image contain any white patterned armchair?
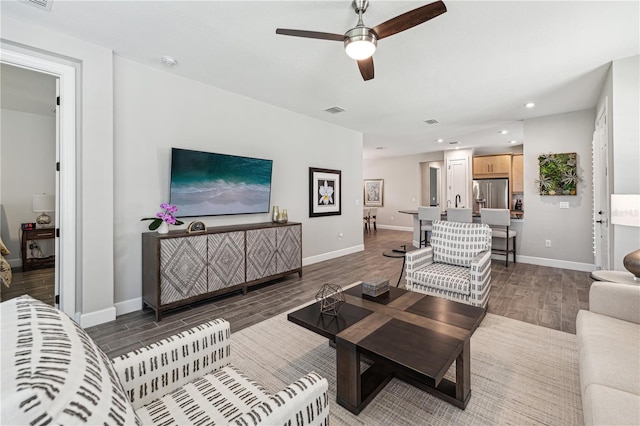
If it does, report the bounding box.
[405,220,492,308]
[1,296,329,426]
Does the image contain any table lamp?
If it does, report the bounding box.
[33,194,55,226]
[610,194,640,278]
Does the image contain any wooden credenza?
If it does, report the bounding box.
[142,222,302,321]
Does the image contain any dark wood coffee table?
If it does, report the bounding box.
[287,283,485,414]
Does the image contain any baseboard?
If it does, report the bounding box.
[115,297,143,316]
[80,306,116,328]
[7,258,22,268]
[516,255,596,272]
[303,244,364,266]
[376,224,413,232]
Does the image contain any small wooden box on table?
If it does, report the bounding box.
[143,222,302,321]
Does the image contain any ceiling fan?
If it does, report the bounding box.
[276,0,447,81]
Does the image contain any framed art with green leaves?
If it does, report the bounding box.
[536,152,579,195]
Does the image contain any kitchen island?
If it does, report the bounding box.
[399,210,524,257]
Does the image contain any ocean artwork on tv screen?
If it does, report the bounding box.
[169,148,273,217]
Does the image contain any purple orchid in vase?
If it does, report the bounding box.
[141,203,184,231]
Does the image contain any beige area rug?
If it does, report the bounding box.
[232,309,583,425]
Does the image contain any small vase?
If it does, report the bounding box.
[157,221,169,234]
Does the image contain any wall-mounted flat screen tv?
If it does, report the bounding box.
[169,148,273,217]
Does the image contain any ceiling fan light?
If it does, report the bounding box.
[344,27,377,60]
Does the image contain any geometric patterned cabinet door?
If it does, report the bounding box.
[246,228,277,282]
[142,222,302,321]
[207,231,245,291]
[276,224,302,274]
[160,235,208,304]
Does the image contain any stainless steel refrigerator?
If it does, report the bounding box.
[472,178,509,214]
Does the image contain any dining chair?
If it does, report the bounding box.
[481,208,516,267]
[418,206,441,247]
[447,207,473,223]
[369,208,378,231]
[363,208,371,233]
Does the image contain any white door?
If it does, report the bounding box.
[447,158,468,208]
[593,103,610,269]
[54,79,60,308]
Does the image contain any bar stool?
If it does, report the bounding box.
[447,207,472,223]
[481,208,516,267]
[418,206,440,247]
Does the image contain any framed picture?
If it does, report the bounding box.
[309,167,341,217]
[363,179,384,207]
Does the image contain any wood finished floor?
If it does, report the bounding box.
[4,229,592,359]
[1,267,55,306]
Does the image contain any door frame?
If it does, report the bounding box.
[1,48,77,318]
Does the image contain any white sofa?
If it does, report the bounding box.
[0,295,329,425]
[576,281,640,426]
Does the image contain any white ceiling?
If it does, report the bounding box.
[2,1,638,158]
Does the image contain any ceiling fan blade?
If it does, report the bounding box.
[371,1,447,40]
[276,29,344,42]
[357,57,374,81]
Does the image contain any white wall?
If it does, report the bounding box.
[608,55,640,271]
[113,56,363,306]
[521,109,596,267]
[363,152,444,229]
[0,109,56,263]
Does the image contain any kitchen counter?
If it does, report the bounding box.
[399,209,524,248]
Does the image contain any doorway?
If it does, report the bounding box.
[1,46,77,318]
[0,63,57,305]
[420,161,443,209]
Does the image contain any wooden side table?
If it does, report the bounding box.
[21,228,55,271]
[590,270,639,286]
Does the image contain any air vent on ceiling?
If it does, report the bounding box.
[21,0,53,11]
[424,119,439,125]
[324,106,346,114]
[448,141,460,145]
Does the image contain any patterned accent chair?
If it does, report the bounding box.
[0,296,329,426]
[405,220,492,308]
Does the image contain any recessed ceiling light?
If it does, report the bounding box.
[161,56,177,67]
[455,147,460,150]
[436,138,444,143]
[509,140,517,144]
[525,102,536,108]
[499,130,509,135]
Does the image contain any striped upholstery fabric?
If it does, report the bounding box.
[234,372,329,426]
[412,263,471,294]
[0,296,142,426]
[135,365,271,425]
[431,220,491,267]
[112,319,232,410]
[406,222,492,308]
